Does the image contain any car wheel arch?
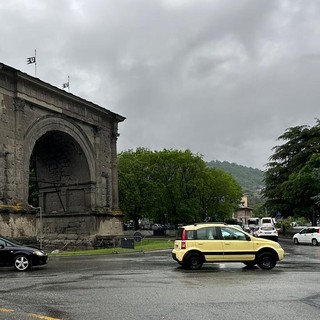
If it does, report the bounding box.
[256,247,279,261]
[183,250,205,263]
[10,251,32,262]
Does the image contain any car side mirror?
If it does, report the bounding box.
[0,244,4,249]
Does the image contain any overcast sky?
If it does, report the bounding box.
[1,0,319,170]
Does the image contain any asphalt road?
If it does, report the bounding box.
[1,239,320,320]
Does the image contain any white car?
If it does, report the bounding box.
[293,227,320,246]
[254,226,278,242]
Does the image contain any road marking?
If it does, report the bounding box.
[0,308,14,313]
[29,314,62,320]
[0,309,62,320]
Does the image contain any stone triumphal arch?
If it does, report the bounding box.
[0,63,125,247]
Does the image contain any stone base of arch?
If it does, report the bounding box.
[0,207,124,250]
[0,206,36,238]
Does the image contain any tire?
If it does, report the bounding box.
[294,238,299,245]
[14,255,31,271]
[311,238,319,246]
[184,253,203,270]
[256,252,277,270]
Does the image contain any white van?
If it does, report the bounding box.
[260,217,275,227]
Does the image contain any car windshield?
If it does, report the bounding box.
[0,236,23,247]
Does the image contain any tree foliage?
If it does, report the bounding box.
[264,120,320,223]
[118,148,242,227]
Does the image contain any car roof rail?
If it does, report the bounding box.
[193,222,227,226]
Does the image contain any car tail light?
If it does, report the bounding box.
[318,229,320,234]
[181,228,187,249]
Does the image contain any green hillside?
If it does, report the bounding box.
[207,160,265,206]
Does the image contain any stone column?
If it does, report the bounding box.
[13,97,26,205]
[91,127,105,210]
[111,123,119,210]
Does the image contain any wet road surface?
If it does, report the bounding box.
[1,239,320,320]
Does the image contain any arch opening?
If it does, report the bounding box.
[29,130,92,214]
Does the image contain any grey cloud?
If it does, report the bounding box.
[1,0,320,169]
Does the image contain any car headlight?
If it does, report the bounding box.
[33,250,45,256]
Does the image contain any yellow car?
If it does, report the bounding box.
[172,223,284,270]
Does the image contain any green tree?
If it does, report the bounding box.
[198,167,242,222]
[118,148,242,227]
[264,120,320,223]
[150,149,206,224]
[281,154,320,223]
[117,148,157,228]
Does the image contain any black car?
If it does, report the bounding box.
[0,236,48,271]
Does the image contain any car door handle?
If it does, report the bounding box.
[224,242,231,245]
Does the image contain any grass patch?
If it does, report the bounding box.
[50,238,174,256]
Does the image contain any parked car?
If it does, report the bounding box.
[123,222,134,230]
[0,236,48,271]
[172,223,284,270]
[248,217,260,232]
[293,227,320,246]
[152,223,163,230]
[164,223,176,230]
[253,226,278,242]
[242,225,251,233]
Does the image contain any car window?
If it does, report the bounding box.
[197,227,218,240]
[221,227,247,240]
[0,239,6,247]
[176,229,195,240]
[186,230,195,240]
[261,227,274,231]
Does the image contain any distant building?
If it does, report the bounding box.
[233,195,253,224]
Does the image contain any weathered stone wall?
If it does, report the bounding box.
[0,211,36,238]
[40,214,123,240]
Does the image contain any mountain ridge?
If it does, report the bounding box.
[206,160,264,199]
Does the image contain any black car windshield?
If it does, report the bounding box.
[0,236,23,246]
